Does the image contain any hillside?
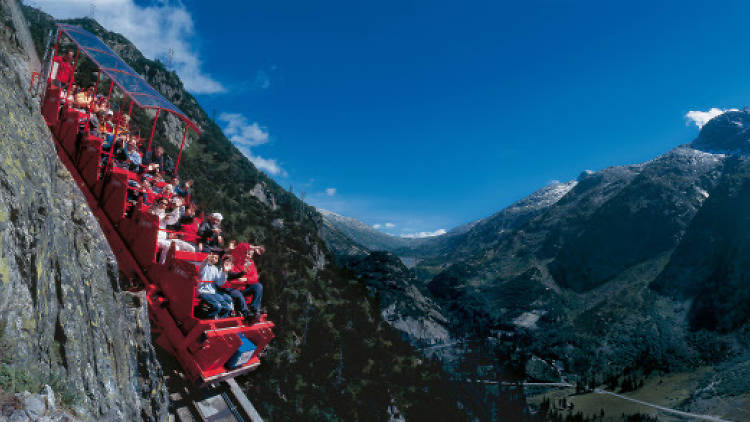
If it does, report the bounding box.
[424,114,750,418]
[320,107,750,419]
[20,6,469,421]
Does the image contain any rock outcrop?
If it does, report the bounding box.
[0,1,167,419]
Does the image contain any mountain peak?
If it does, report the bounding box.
[691,108,750,154]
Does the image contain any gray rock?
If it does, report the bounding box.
[21,395,45,420]
[0,3,167,420]
[8,410,30,422]
[41,386,54,413]
[3,405,15,416]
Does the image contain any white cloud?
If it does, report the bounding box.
[685,108,739,129]
[325,188,337,196]
[219,112,269,147]
[217,112,285,176]
[29,0,225,94]
[401,229,447,238]
[246,154,285,176]
[372,222,395,231]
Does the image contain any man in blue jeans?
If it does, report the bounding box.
[197,253,233,318]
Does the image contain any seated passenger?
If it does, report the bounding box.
[142,146,174,176]
[63,83,78,104]
[114,138,142,172]
[197,212,224,254]
[101,111,117,150]
[74,86,94,110]
[150,200,195,264]
[117,114,131,134]
[173,204,200,246]
[88,111,102,138]
[222,244,266,322]
[197,253,234,319]
[174,178,194,198]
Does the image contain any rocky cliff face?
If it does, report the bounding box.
[338,252,451,346]
[0,1,167,419]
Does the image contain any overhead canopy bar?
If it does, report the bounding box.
[56,23,201,134]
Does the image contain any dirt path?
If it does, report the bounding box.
[593,388,733,422]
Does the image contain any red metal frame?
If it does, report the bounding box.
[56,24,201,134]
[107,79,113,103]
[41,84,275,384]
[35,27,266,385]
[175,125,189,176]
[147,108,160,152]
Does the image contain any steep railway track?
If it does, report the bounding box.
[167,373,263,422]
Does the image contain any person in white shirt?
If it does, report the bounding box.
[150,200,195,264]
[197,254,234,318]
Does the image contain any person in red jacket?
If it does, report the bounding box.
[220,243,265,321]
[54,50,75,88]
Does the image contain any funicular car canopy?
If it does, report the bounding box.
[56,23,200,133]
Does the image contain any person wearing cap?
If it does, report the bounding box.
[197,212,224,254]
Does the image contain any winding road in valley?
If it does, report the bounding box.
[464,379,733,421]
[592,388,732,422]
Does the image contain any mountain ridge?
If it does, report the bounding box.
[323,110,750,419]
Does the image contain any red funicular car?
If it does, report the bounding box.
[41,23,274,385]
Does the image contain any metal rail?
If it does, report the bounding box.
[168,374,262,422]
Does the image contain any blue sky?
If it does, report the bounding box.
[34,0,750,237]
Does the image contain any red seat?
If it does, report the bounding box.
[100,170,130,224]
[57,108,83,158]
[174,250,208,263]
[41,85,61,128]
[78,136,103,188]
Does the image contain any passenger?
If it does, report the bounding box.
[53,50,74,88]
[135,179,155,206]
[74,86,94,109]
[119,114,131,133]
[114,138,141,172]
[197,212,224,254]
[173,204,200,246]
[175,178,194,198]
[156,184,174,203]
[222,243,266,322]
[168,176,180,193]
[63,83,78,103]
[89,111,102,138]
[197,253,234,319]
[101,111,116,150]
[142,146,174,176]
[150,200,195,264]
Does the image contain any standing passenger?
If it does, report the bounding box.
[53,50,74,88]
